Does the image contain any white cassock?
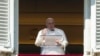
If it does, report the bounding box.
[35,28,68,55]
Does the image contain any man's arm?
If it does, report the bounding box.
[35,28,48,47]
[35,30,43,47]
[56,30,68,51]
[61,30,68,51]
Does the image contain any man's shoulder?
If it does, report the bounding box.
[55,28,64,32]
[39,28,47,32]
[39,28,64,32]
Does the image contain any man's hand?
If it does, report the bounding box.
[55,39,61,46]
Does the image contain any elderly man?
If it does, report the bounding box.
[35,18,68,55]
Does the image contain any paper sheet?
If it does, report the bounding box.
[41,35,62,46]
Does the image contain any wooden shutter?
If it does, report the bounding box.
[0,0,10,48]
[96,0,100,50]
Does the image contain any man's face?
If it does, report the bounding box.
[46,19,55,30]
